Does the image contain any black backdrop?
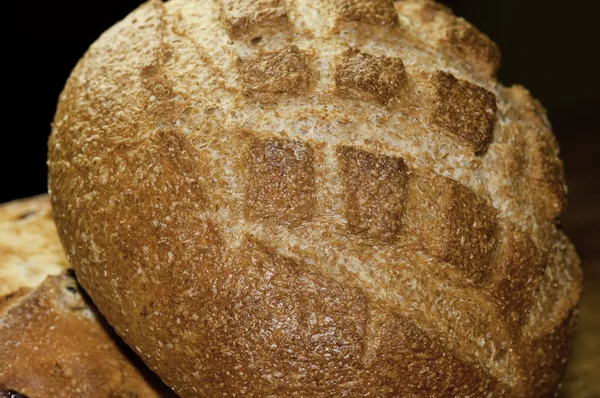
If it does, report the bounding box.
[2,0,599,203]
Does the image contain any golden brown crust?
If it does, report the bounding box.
[200,237,371,396]
[47,0,581,396]
[505,85,568,218]
[0,273,174,398]
[522,309,579,397]
[334,0,398,27]
[337,146,408,242]
[427,71,498,153]
[525,231,582,338]
[221,0,289,38]
[443,20,501,78]
[0,196,68,297]
[490,225,546,329]
[246,136,316,222]
[402,171,499,283]
[335,48,407,104]
[362,311,504,396]
[237,45,312,95]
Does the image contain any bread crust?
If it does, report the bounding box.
[48,0,582,396]
[0,196,69,296]
[0,273,176,398]
[0,197,174,398]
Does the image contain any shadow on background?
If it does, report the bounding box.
[2,1,599,396]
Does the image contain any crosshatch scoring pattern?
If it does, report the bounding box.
[48,0,582,396]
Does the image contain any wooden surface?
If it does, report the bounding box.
[562,263,600,397]
[557,110,600,398]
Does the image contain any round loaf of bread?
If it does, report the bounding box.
[48,0,582,396]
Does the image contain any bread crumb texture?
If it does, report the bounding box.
[48,0,581,396]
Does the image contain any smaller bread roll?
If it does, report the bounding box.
[0,196,175,398]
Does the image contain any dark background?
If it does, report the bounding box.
[2,1,599,395]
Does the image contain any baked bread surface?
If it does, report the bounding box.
[48,0,583,396]
[0,274,173,398]
[0,196,174,398]
[0,196,69,296]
